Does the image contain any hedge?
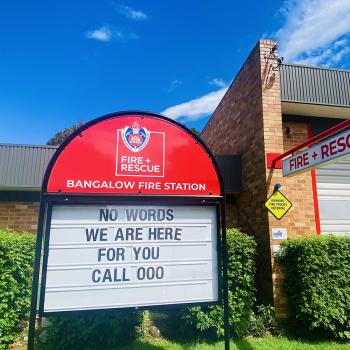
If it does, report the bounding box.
[0,230,36,350]
[44,311,142,350]
[276,235,350,339]
[181,228,256,338]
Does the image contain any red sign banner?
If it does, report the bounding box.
[45,112,221,196]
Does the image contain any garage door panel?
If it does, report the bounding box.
[321,222,350,232]
[316,176,350,184]
[320,231,350,236]
[317,160,350,170]
[319,200,350,219]
[317,183,350,190]
[316,169,350,178]
[316,156,350,236]
[317,192,350,200]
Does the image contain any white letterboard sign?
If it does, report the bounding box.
[43,205,218,312]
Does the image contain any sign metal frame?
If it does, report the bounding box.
[38,196,223,316]
[28,111,230,350]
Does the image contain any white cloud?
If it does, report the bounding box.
[209,78,228,88]
[332,47,350,63]
[115,4,148,20]
[161,87,228,121]
[85,26,112,42]
[276,0,350,66]
[85,26,139,42]
[163,0,350,122]
[114,31,140,40]
[168,79,183,92]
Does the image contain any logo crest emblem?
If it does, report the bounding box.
[121,121,150,152]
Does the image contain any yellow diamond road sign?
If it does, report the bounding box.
[264,191,292,220]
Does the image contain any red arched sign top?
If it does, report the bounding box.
[45,112,221,196]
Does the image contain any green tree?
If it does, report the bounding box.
[47,122,84,146]
[190,127,200,136]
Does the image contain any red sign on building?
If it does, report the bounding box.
[46,112,221,196]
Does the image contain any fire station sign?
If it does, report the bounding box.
[27,111,232,350]
[283,128,350,177]
[46,114,220,196]
[29,111,224,321]
[43,204,218,312]
[265,191,292,220]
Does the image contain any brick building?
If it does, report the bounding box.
[0,144,57,232]
[201,39,350,316]
[1,39,349,316]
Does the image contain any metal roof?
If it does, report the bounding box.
[0,144,57,190]
[0,143,242,194]
[280,63,350,107]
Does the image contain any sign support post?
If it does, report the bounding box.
[28,199,45,350]
[27,111,229,349]
[221,199,230,350]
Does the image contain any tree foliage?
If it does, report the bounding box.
[190,127,201,136]
[47,123,84,146]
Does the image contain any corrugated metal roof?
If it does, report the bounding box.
[0,143,242,194]
[0,144,57,190]
[280,64,350,107]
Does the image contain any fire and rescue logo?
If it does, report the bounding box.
[121,121,150,152]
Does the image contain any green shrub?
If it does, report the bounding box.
[44,311,142,350]
[276,235,350,339]
[181,228,256,339]
[0,229,36,349]
[247,305,279,337]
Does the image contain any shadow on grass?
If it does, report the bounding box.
[151,310,186,341]
[121,339,173,350]
[151,310,219,344]
[38,339,168,350]
[235,338,255,350]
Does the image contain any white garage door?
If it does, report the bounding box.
[316,156,350,236]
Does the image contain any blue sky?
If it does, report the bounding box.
[1,0,350,144]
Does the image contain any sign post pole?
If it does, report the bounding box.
[28,199,46,350]
[221,200,230,350]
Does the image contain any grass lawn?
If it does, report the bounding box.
[10,336,350,350]
[9,324,350,350]
[120,337,350,350]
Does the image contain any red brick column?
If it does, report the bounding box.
[202,40,318,316]
[271,121,318,316]
[202,40,273,304]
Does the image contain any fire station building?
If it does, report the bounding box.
[201,39,350,315]
[1,39,350,316]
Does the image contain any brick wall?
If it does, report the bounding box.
[279,121,317,236]
[202,39,318,314]
[271,120,317,317]
[225,200,238,228]
[258,41,287,316]
[0,202,39,232]
[201,40,273,304]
